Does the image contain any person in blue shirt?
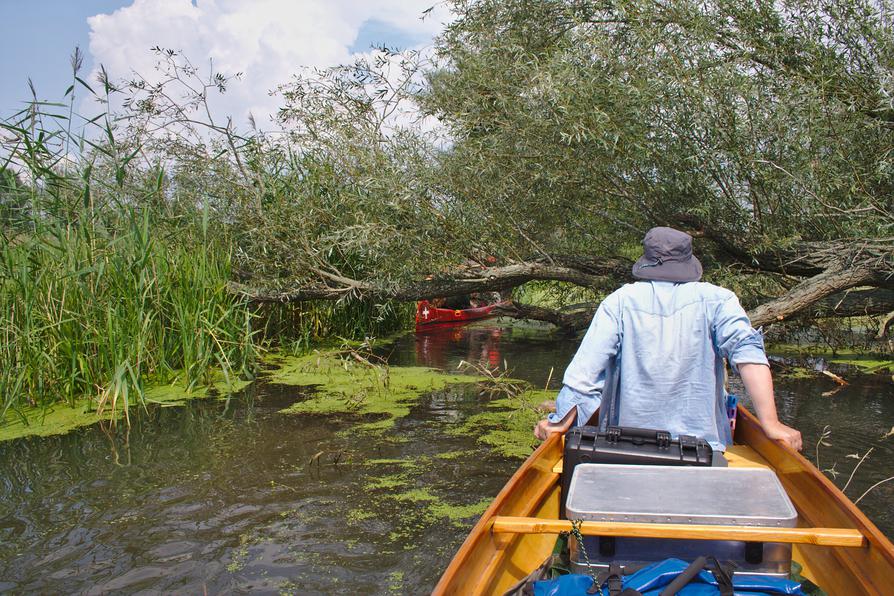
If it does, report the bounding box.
[534,227,802,452]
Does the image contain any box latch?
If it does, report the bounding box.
[679,434,701,463]
[606,427,622,444]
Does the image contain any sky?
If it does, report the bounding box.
[0,0,450,127]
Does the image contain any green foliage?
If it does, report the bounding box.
[257,299,414,353]
[0,168,30,227]
[200,0,893,303]
[424,0,894,255]
[513,281,601,308]
[230,51,484,289]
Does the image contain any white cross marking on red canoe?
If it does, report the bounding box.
[422,307,430,318]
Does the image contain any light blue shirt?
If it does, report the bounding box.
[548,281,768,450]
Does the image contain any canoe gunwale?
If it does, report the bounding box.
[432,432,563,595]
[738,408,893,553]
[736,407,894,593]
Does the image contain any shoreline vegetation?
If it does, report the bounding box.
[0,204,413,432]
[2,0,893,444]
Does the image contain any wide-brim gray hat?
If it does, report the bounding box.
[632,226,703,282]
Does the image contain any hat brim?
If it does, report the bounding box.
[632,255,703,282]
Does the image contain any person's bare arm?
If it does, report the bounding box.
[738,363,803,451]
[534,408,576,441]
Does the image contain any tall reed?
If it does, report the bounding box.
[0,205,258,420]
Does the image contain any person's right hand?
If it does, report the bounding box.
[533,411,576,441]
[762,420,803,451]
[533,419,565,441]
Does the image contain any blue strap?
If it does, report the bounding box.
[624,559,804,594]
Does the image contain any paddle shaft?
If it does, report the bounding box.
[491,516,866,547]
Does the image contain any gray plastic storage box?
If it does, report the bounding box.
[566,464,798,577]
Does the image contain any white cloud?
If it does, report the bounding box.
[85,0,451,128]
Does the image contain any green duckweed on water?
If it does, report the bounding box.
[266,350,472,432]
[766,343,894,378]
[430,497,492,522]
[266,348,552,457]
[5,318,553,448]
[354,450,499,532]
[770,366,818,380]
[0,375,251,442]
[387,571,405,594]
[261,348,529,528]
[392,488,440,503]
[828,358,894,374]
[448,388,554,459]
[346,508,376,523]
[434,449,476,460]
[0,347,472,442]
[366,474,407,491]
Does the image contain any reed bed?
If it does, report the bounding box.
[0,208,412,423]
[0,207,257,420]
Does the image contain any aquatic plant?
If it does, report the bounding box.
[0,205,258,418]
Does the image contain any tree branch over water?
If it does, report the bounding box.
[229,239,892,333]
[228,255,630,302]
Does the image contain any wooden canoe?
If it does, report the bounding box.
[433,407,894,595]
[415,300,506,328]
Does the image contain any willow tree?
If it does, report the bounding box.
[409,0,893,324]
[230,1,893,329]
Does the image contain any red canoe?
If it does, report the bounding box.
[415,300,505,328]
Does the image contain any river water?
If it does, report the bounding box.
[1,321,892,594]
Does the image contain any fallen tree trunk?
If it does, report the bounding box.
[229,240,892,332]
[747,263,883,327]
[229,256,630,302]
[806,288,894,318]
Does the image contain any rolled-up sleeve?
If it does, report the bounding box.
[712,294,769,372]
[548,385,600,426]
[549,294,621,425]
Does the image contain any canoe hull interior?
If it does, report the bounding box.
[433,407,894,595]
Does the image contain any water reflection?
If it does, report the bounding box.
[391,319,577,389]
[415,325,504,371]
